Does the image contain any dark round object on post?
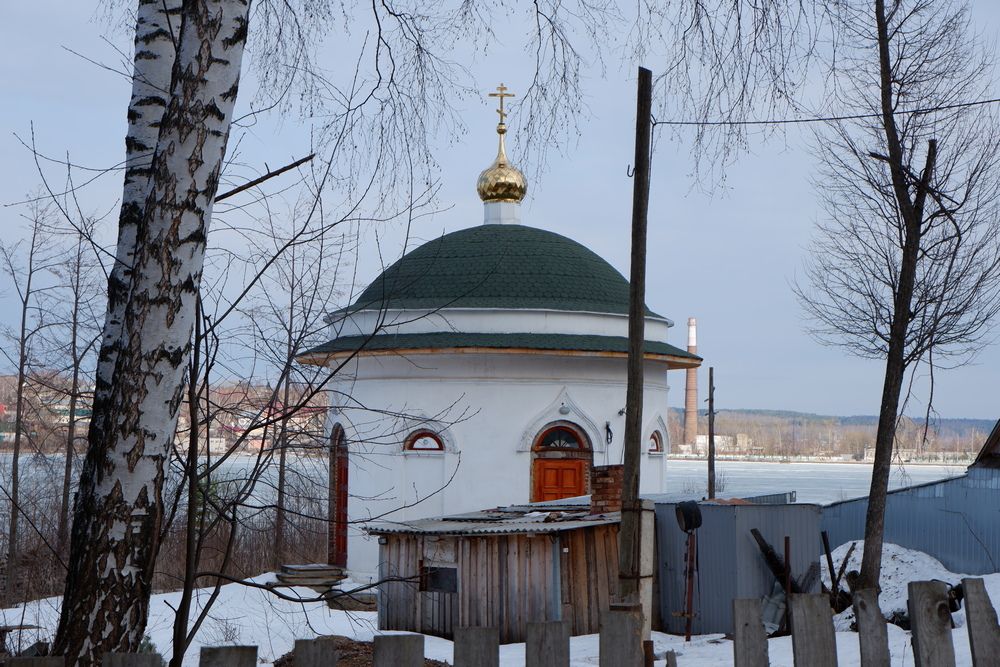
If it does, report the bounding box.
[675,501,702,532]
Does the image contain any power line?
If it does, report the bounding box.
[651,96,1000,127]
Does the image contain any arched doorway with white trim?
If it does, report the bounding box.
[530,421,593,502]
[328,422,348,568]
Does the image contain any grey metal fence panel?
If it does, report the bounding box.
[734,505,822,597]
[821,470,1000,575]
[655,501,822,635]
[655,502,690,635]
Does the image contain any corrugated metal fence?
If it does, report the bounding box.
[654,501,822,635]
[821,468,1000,574]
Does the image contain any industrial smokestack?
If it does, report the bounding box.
[683,317,698,446]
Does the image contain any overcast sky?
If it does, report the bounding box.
[3,2,1000,420]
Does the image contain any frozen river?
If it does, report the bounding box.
[0,454,967,514]
[661,459,966,504]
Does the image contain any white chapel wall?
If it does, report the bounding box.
[332,351,674,582]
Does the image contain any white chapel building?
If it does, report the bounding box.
[300,87,701,582]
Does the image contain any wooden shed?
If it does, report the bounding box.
[368,501,621,642]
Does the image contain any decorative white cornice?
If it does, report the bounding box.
[333,308,673,343]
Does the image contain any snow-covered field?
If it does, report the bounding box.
[3,543,996,665]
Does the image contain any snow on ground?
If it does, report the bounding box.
[3,543,999,665]
[0,574,388,666]
[818,540,1000,634]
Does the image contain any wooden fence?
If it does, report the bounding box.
[6,578,998,665]
[734,578,1000,667]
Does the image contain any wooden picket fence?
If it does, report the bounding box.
[734,578,1000,667]
[6,578,998,665]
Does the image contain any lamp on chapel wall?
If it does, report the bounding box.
[558,403,571,415]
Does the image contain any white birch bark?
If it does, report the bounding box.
[91,0,181,443]
[56,1,251,662]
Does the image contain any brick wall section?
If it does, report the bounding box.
[590,464,624,515]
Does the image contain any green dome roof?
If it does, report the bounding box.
[350,224,661,316]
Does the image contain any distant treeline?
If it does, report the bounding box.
[668,407,995,433]
[666,408,994,459]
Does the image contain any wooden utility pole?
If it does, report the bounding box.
[618,66,652,603]
[707,367,716,499]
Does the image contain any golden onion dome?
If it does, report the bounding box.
[477,84,527,203]
[477,127,528,202]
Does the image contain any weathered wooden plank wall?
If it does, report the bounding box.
[563,525,618,635]
[381,524,619,642]
[427,590,457,637]
[460,534,558,641]
[379,535,420,631]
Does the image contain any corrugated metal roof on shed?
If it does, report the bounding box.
[366,511,620,536]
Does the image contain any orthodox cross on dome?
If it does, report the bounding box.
[477,82,527,209]
[488,83,515,126]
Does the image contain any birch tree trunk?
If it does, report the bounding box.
[89,0,181,449]
[55,0,251,661]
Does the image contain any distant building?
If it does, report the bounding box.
[696,434,735,453]
[174,383,327,456]
[691,433,753,455]
[861,447,973,464]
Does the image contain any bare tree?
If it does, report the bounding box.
[795,0,1000,590]
[0,202,62,606]
[38,213,104,552]
[254,222,333,570]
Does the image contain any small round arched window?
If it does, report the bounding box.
[404,429,444,452]
[648,430,664,453]
[536,425,587,450]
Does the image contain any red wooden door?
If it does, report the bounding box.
[532,459,587,502]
